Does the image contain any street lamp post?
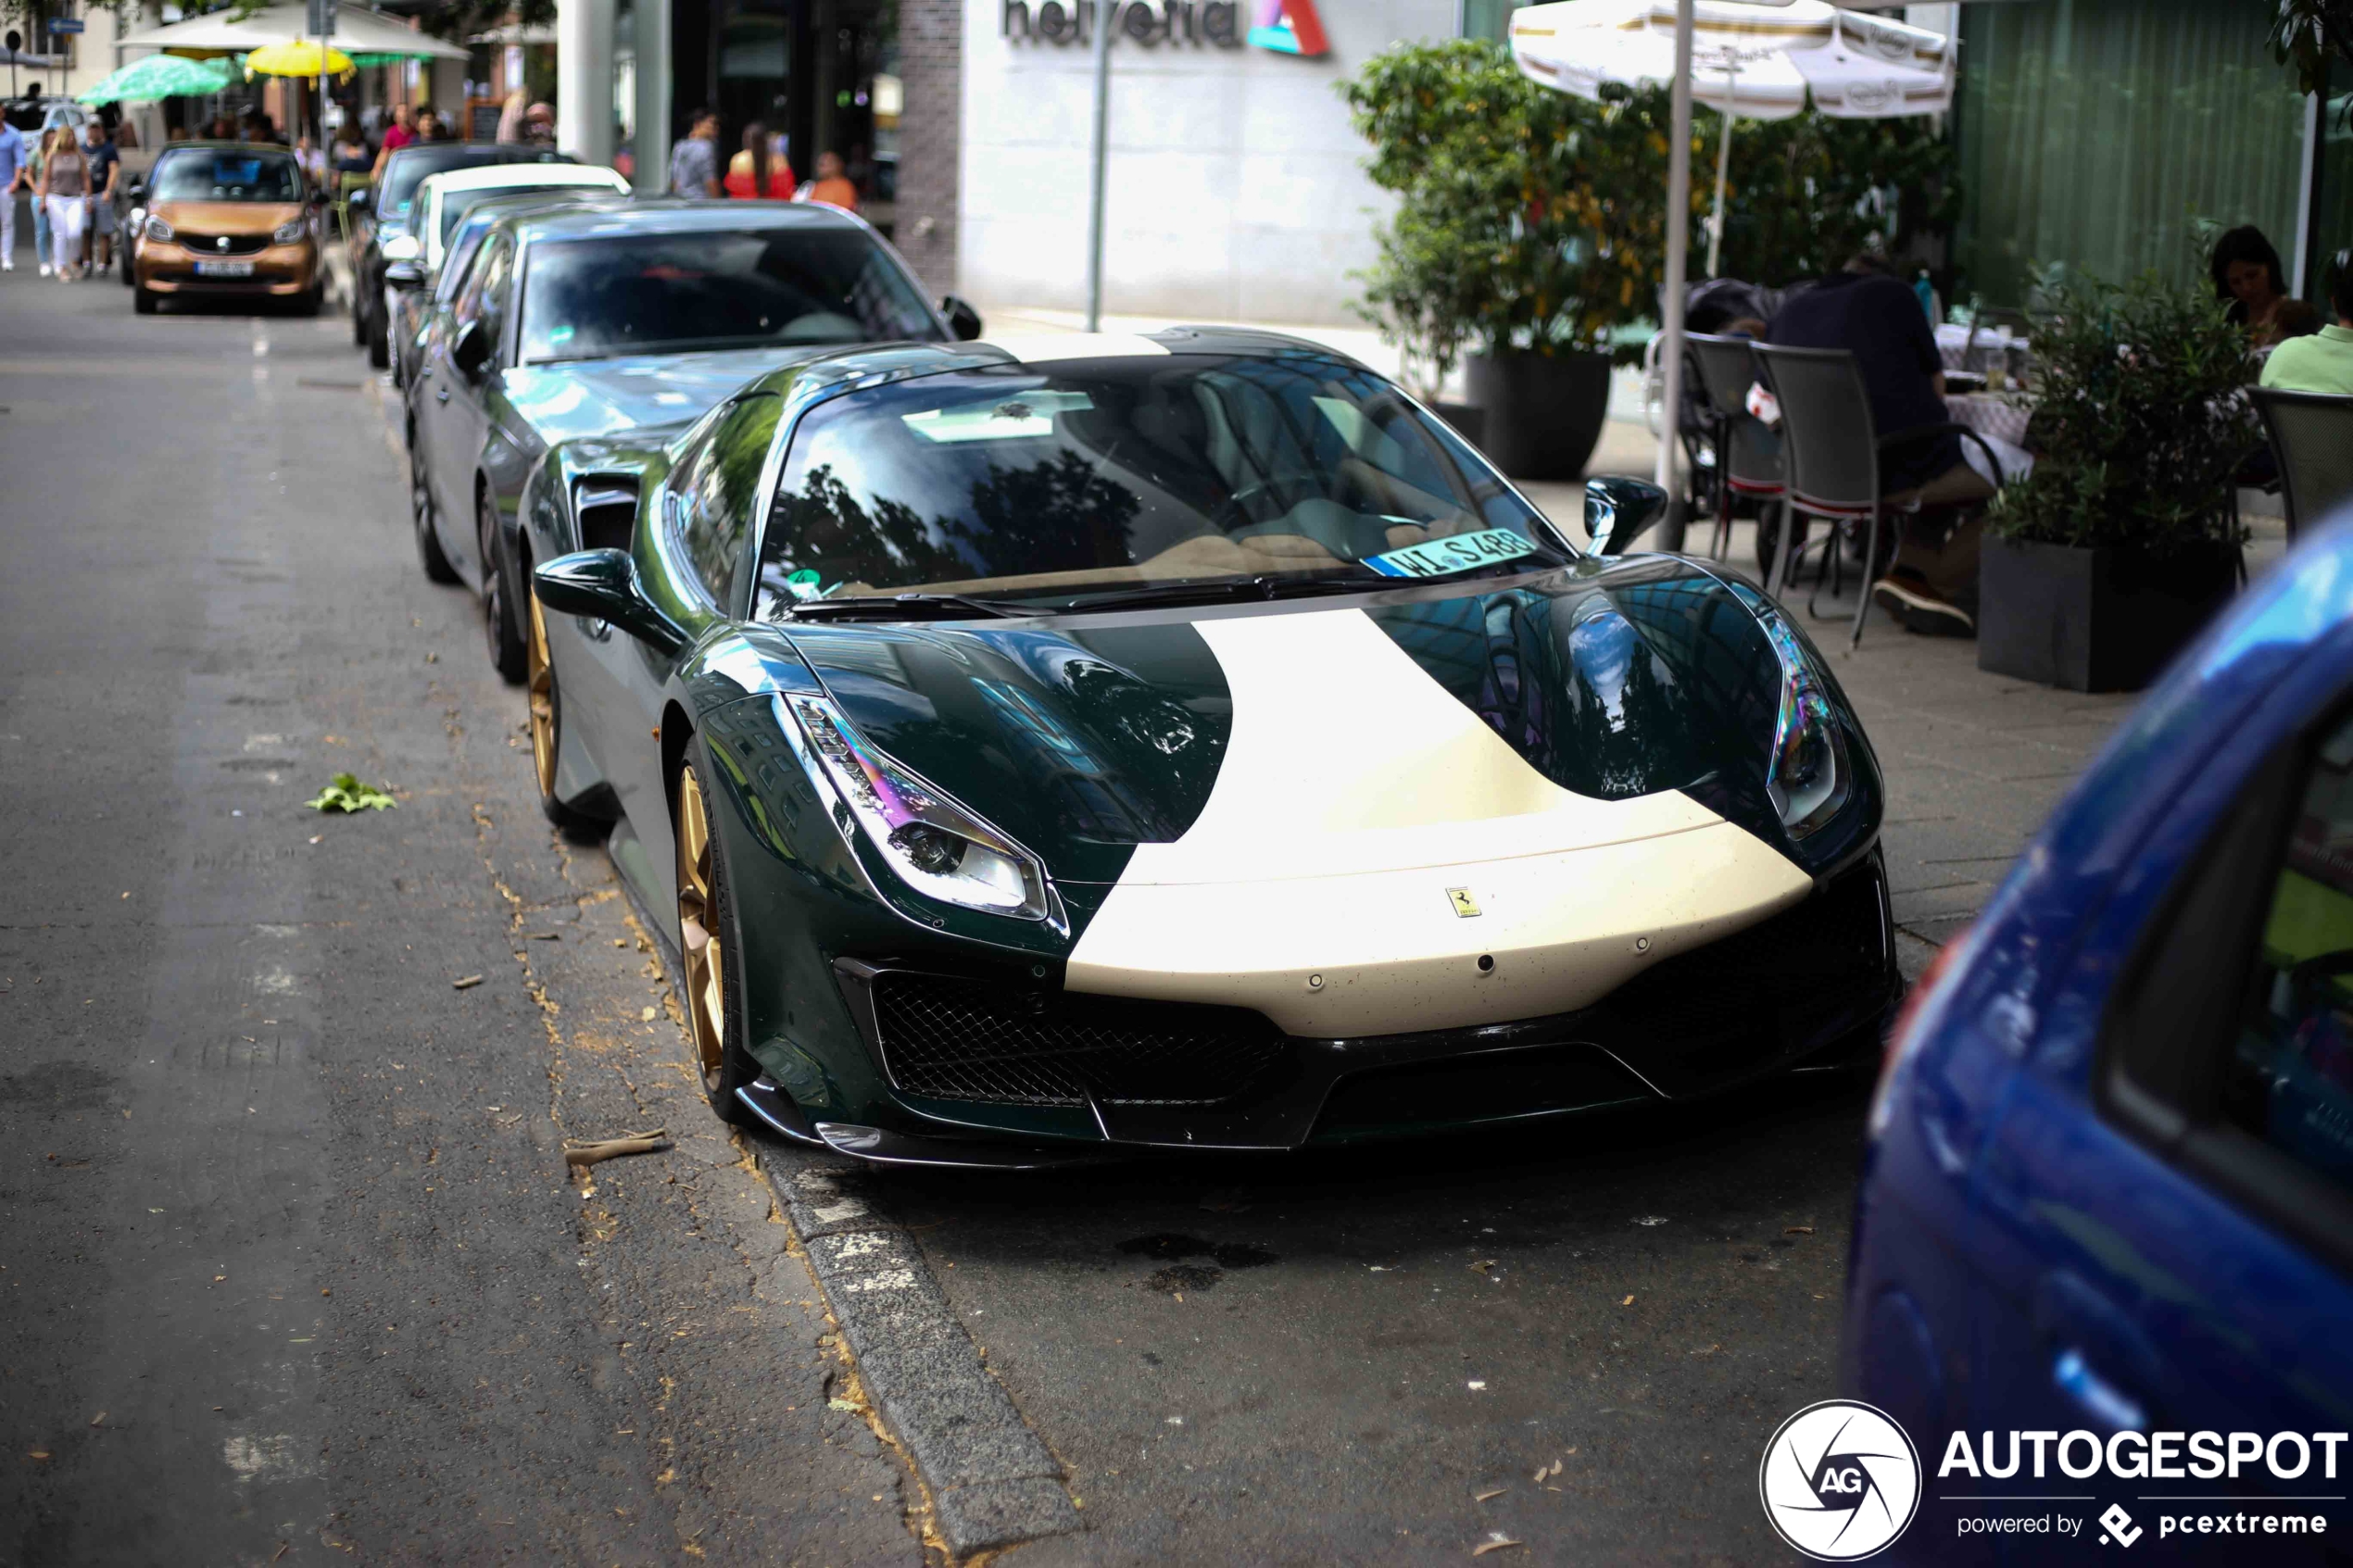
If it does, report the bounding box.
[1083,0,1114,332]
[1652,0,1695,551]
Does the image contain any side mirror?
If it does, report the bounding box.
[940,294,983,342]
[384,259,424,290]
[1582,476,1668,558]
[535,549,686,654]
[450,318,491,380]
[125,178,146,203]
[346,186,371,214]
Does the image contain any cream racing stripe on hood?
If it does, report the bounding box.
[1063,607,1811,1035]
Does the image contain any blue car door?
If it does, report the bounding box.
[1967,664,2353,1559]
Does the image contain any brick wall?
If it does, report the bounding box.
[892,0,963,295]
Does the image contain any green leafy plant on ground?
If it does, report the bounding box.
[1339,40,1698,389]
[1989,266,2259,555]
[306,773,398,813]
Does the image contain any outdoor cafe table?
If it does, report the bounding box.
[1946,390,2034,484]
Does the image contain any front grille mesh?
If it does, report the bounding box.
[872,973,1285,1108]
[180,233,271,257]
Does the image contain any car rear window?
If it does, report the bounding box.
[384,146,570,216]
[517,226,940,363]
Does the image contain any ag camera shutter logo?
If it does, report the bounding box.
[1759,1399,1922,1561]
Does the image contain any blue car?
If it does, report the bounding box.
[1843,517,2353,1562]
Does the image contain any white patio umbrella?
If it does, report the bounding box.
[1507,0,1952,541]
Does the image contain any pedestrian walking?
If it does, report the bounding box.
[23,126,54,276]
[724,120,794,199]
[81,119,120,272]
[35,127,94,281]
[0,114,24,271]
[668,109,722,197]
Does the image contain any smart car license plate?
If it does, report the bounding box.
[195,260,256,278]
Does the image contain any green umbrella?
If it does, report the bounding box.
[78,53,237,105]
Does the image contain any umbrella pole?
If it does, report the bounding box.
[1706,111,1731,280]
[1652,0,1695,550]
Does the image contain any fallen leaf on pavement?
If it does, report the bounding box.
[1632,1215,1669,1226]
[305,773,396,813]
[1783,1225,1814,1236]
[1466,1380,1487,1391]
[640,1006,658,1022]
[1621,1294,1634,1306]
[89,1412,105,1427]
[27,1449,48,1461]
[1472,1535,1524,1556]
[1469,1259,1496,1274]
[563,1131,673,1169]
[827,1398,863,1413]
[1476,1487,1506,1502]
[452,975,484,990]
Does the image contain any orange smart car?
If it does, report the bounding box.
[132,142,321,315]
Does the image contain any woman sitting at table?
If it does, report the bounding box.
[2212,226,2297,349]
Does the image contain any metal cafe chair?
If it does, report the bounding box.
[1750,343,2006,649]
[1684,332,1787,566]
[2254,387,2353,543]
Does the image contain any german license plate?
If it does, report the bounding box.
[195,259,255,278]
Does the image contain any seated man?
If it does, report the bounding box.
[1768,253,1993,636]
[2260,261,2353,396]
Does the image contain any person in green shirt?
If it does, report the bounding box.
[2261,258,2353,397]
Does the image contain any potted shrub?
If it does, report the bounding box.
[1978,268,2257,693]
[1340,43,1689,481]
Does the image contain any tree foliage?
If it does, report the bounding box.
[1339,39,1698,387]
[1989,266,2259,555]
[2270,0,2353,99]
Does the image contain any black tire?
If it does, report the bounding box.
[481,491,527,684]
[411,443,459,583]
[133,286,157,316]
[119,244,134,286]
[350,287,368,345]
[678,752,760,1127]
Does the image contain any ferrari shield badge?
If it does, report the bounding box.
[1447,887,1481,918]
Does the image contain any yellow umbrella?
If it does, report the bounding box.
[244,40,353,78]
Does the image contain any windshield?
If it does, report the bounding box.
[517,227,940,364]
[151,149,303,203]
[751,355,1563,618]
[384,147,568,217]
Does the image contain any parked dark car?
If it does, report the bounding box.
[512,328,1890,1166]
[346,142,572,369]
[1844,515,2353,1562]
[387,183,626,391]
[402,199,980,687]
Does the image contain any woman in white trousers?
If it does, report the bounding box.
[36,130,94,282]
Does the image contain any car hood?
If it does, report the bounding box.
[501,346,837,446]
[152,201,304,234]
[764,556,1884,1034]
[777,555,1858,891]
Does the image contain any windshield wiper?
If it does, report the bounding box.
[786,592,1026,621]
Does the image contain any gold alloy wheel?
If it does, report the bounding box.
[526,593,557,798]
[674,763,726,1091]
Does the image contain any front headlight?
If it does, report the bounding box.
[144,216,172,243]
[1726,586,1851,839]
[380,233,421,262]
[780,693,1052,919]
[273,218,308,245]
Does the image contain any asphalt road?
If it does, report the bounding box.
[0,251,2132,1567]
[0,264,924,1565]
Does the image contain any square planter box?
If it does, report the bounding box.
[1979,536,2238,693]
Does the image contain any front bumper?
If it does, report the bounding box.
[140,242,318,295]
[799,849,1898,1161]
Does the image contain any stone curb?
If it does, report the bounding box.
[757,1154,1084,1559]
